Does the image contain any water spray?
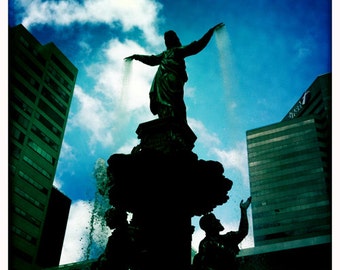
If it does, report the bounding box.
[119,59,133,112]
[214,24,233,100]
[83,158,111,260]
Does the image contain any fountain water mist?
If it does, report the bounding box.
[119,59,133,111]
[122,59,133,92]
[214,26,234,111]
[214,25,239,137]
[83,158,111,260]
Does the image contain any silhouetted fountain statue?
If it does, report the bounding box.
[192,197,252,270]
[92,23,237,270]
[125,22,224,123]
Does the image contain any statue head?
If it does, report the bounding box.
[199,213,224,233]
[164,30,182,49]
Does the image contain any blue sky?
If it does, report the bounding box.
[8,0,332,265]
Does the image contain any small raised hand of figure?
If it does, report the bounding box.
[211,22,225,32]
[240,196,252,210]
[124,55,136,62]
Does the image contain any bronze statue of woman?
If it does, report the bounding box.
[125,23,224,123]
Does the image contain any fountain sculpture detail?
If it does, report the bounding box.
[92,23,234,270]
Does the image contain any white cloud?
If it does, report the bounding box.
[212,141,249,185]
[59,140,76,161]
[69,38,158,151]
[192,229,205,252]
[116,138,140,154]
[188,118,221,149]
[188,118,249,185]
[18,0,163,46]
[54,141,76,185]
[184,86,196,99]
[53,177,63,190]
[87,38,156,112]
[60,200,93,264]
[71,85,116,150]
[14,0,168,152]
[60,200,110,264]
[78,40,93,55]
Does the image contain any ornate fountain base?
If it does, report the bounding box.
[103,117,233,270]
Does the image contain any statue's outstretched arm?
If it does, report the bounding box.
[237,197,251,240]
[124,54,162,66]
[182,22,225,57]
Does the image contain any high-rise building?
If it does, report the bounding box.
[36,187,71,268]
[246,73,331,247]
[239,73,331,269]
[9,24,78,270]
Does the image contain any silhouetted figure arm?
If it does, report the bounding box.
[124,23,224,62]
[237,197,251,241]
[180,23,225,57]
[225,197,251,245]
[124,54,162,66]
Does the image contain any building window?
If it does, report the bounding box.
[10,126,25,144]
[16,49,43,77]
[51,54,75,81]
[13,112,30,129]
[23,155,51,179]
[31,125,59,151]
[14,186,45,211]
[27,139,55,165]
[18,170,49,195]
[12,225,38,245]
[10,95,33,117]
[9,143,21,159]
[13,59,40,90]
[46,65,73,93]
[35,112,62,138]
[41,87,67,115]
[11,76,37,102]
[14,206,42,227]
[19,36,29,48]
[12,247,33,263]
[44,75,71,103]
[37,99,64,128]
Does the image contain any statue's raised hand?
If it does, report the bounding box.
[124,55,135,61]
[212,22,225,32]
[240,197,252,210]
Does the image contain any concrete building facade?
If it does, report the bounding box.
[9,24,77,270]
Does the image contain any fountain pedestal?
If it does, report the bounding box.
[106,117,233,270]
[133,117,197,153]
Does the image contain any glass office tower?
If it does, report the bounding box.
[246,73,331,248]
[9,24,78,269]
